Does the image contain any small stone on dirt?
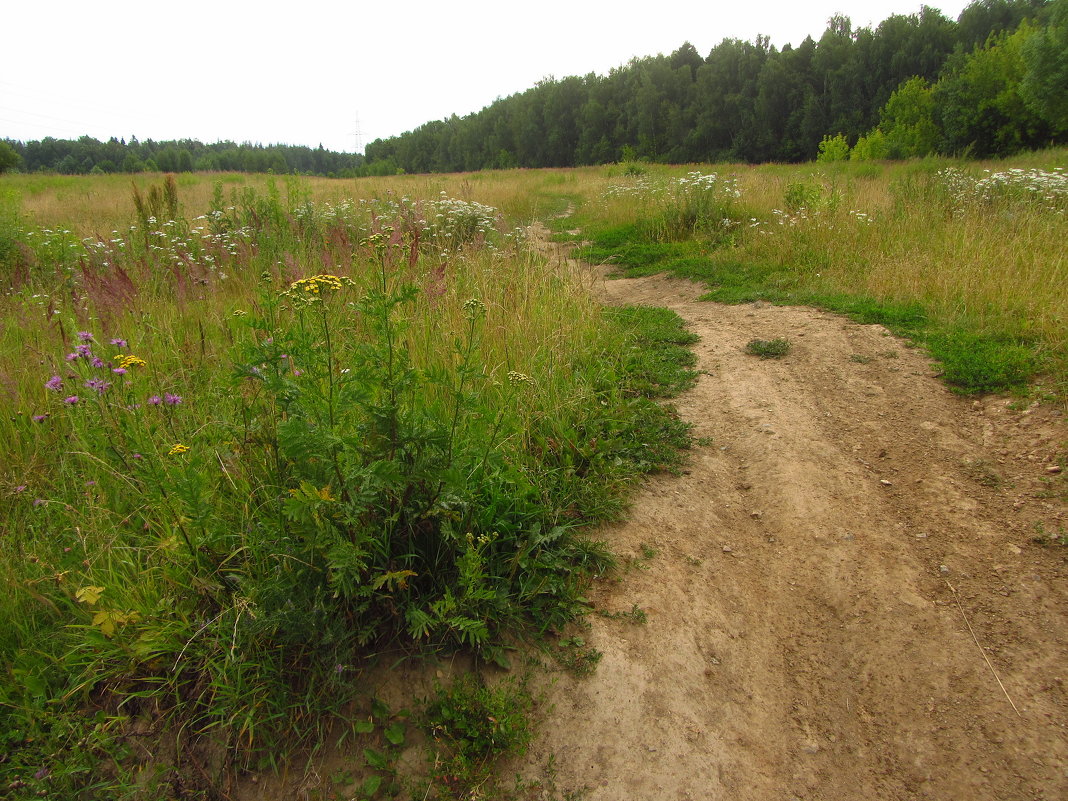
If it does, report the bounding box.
[1047,465,1063,474]
[722,545,733,554]
[939,564,950,574]
[880,479,893,486]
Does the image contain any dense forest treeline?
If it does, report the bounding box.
[0,136,364,177]
[363,0,1066,172]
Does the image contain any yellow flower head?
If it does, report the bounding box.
[168,443,190,456]
[282,274,346,304]
[115,354,147,369]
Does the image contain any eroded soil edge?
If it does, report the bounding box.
[516,235,1068,800]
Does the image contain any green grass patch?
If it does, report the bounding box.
[745,338,791,359]
[604,305,699,398]
[925,330,1038,394]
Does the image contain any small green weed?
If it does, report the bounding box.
[553,636,603,676]
[745,338,791,359]
[1035,455,1067,502]
[423,674,534,799]
[596,603,648,625]
[1032,521,1068,547]
[963,459,1004,488]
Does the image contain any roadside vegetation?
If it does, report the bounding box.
[568,152,1068,400]
[0,172,694,798]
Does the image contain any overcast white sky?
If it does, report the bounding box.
[2,0,971,154]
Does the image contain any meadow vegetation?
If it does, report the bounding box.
[1,149,1065,797]
[572,152,1068,399]
[0,171,694,798]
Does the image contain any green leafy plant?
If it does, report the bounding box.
[424,674,534,799]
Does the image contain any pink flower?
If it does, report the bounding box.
[63,395,79,405]
[45,375,63,391]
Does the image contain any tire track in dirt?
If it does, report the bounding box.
[516,236,1068,800]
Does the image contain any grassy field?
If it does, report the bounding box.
[1,151,1065,798]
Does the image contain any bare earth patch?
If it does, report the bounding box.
[513,238,1068,800]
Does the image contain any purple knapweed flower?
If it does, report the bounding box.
[75,344,93,358]
[84,378,111,394]
[15,485,26,493]
[109,338,127,347]
[33,498,45,507]
[164,393,182,406]
[77,331,94,342]
[112,367,127,375]
[132,453,143,459]
[63,395,79,405]
[91,357,106,368]
[45,375,63,391]
[32,414,47,422]
[147,395,162,405]
[65,353,78,361]
[293,369,302,377]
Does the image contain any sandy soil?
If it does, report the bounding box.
[511,238,1068,800]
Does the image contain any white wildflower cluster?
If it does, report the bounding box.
[671,171,741,199]
[426,192,501,250]
[291,199,362,229]
[44,217,254,280]
[767,207,872,230]
[142,218,252,273]
[602,172,740,202]
[601,175,660,199]
[26,228,82,269]
[938,167,1067,215]
[770,208,812,227]
[359,192,503,254]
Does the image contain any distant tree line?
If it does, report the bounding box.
[0,136,364,177]
[363,0,1066,173]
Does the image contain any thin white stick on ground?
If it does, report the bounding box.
[945,579,1022,717]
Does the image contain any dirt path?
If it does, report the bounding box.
[515,239,1068,800]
